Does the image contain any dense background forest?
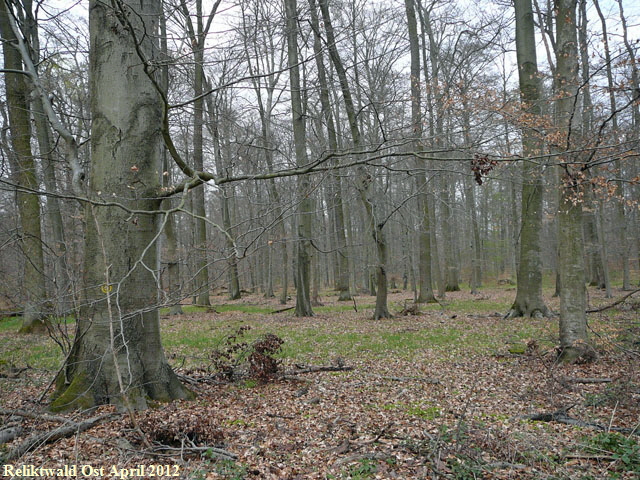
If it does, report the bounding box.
[1,0,640,477]
[0,0,639,390]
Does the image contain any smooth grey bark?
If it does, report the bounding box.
[554,0,591,363]
[507,0,550,318]
[616,0,640,284]
[461,105,482,294]
[317,0,390,318]
[419,1,457,293]
[284,0,313,316]
[52,0,190,410]
[578,0,605,290]
[441,175,460,291]
[219,127,241,300]
[202,84,241,301]
[405,0,436,304]
[0,0,48,333]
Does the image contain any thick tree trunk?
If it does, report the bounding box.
[507,0,550,318]
[0,1,48,333]
[51,0,191,410]
[555,0,591,363]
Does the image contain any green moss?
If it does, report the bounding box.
[18,318,50,334]
[50,371,94,412]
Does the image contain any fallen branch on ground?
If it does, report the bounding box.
[2,413,116,462]
[287,364,354,374]
[0,367,28,379]
[0,408,74,424]
[587,288,640,313]
[270,306,295,314]
[0,426,23,444]
[519,407,638,435]
[150,444,237,460]
[562,377,612,384]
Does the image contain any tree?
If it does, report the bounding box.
[317,0,390,319]
[506,0,550,318]
[405,0,436,304]
[0,0,48,332]
[178,0,223,306]
[554,0,590,363]
[308,0,351,302]
[51,0,190,410]
[285,0,314,316]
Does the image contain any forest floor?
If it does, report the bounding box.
[0,286,639,479]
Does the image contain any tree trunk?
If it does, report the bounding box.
[160,11,183,315]
[51,0,191,410]
[0,1,48,333]
[507,0,550,318]
[309,0,350,301]
[555,0,591,363]
[285,0,313,317]
[318,0,390,318]
[406,0,435,303]
[593,0,629,291]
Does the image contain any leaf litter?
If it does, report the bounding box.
[0,289,638,479]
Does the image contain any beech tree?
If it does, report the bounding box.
[0,0,48,333]
[51,0,191,410]
[554,0,590,363]
[506,0,550,319]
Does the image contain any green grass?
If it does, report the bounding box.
[0,316,22,333]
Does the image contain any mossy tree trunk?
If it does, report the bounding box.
[507,0,550,318]
[0,0,48,333]
[554,0,591,363]
[52,0,190,411]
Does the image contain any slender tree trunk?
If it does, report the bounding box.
[285,0,313,316]
[52,0,191,410]
[309,0,350,301]
[318,0,390,318]
[160,11,183,315]
[593,0,629,290]
[406,0,435,303]
[0,1,48,332]
[461,106,482,294]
